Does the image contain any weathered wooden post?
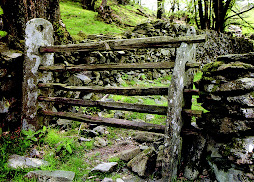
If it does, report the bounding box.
[162,27,197,181]
[22,18,54,130]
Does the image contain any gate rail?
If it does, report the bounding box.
[22,18,206,133]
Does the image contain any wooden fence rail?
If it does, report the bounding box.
[38,83,199,96]
[39,62,201,72]
[40,34,206,53]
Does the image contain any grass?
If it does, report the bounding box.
[59,0,155,41]
[60,1,123,37]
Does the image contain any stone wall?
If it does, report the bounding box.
[197,52,254,181]
[54,20,253,89]
[0,47,22,132]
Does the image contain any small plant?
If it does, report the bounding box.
[56,140,74,155]
[84,140,94,150]
[21,126,47,145]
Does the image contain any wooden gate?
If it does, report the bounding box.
[22,18,206,132]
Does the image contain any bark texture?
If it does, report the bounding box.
[0,0,68,47]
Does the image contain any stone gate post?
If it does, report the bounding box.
[22,18,54,130]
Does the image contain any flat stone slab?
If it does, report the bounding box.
[8,154,49,169]
[91,162,118,173]
[25,170,75,182]
[117,147,141,162]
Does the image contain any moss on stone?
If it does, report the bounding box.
[53,22,70,45]
[202,61,224,73]
[250,92,254,97]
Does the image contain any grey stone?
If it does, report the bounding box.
[133,131,164,143]
[184,167,199,180]
[0,97,10,113]
[114,111,125,119]
[24,170,75,182]
[82,93,93,100]
[78,137,91,142]
[227,93,254,107]
[156,145,164,168]
[117,147,141,161]
[127,147,156,177]
[94,137,107,147]
[116,178,124,182]
[145,114,154,121]
[8,155,49,169]
[75,73,91,84]
[93,126,107,135]
[57,119,72,129]
[91,162,118,172]
[220,78,254,92]
[102,177,113,182]
[208,162,248,182]
[1,50,22,60]
[240,108,254,118]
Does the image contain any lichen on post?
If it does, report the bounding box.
[162,26,197,181]
[22,18,54,130]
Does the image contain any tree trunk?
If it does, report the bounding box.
[198,0,204,29]
[82,0,96,10]
[0,0,69,48]
[157,0,164,19]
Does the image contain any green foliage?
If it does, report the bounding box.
[193,71,203,82]
[0,31,7,37]
[84,140,94,150]
[0,6,3,14]
[0,128,38,180]
[21,126,47,144]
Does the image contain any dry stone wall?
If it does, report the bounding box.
[198,52,254,181]
[0,48,23,132]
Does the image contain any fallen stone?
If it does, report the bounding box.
[78,137,91,142]
[116,178,124,182]
[24,170,75,182]
[146,114,155,121]
[91,162,118,173]
[133,131,164,143]
[8,154,49,169]
[102,177,113,182]
[94,137,107,147]
[117,147,141,161]
[127,147,156,177]
[93,126,107,135]
[57,119,72,129]
[208,162,247,182]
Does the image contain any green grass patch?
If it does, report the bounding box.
[60,1,123,36]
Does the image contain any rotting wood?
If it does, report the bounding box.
[38,96,202,117]
[38,96,167,114]
[39,62,201,72]
[41,110,166,133]
[38,83,199,96]
[39,34,207,53]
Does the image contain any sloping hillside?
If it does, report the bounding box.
[60,0,155,40]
